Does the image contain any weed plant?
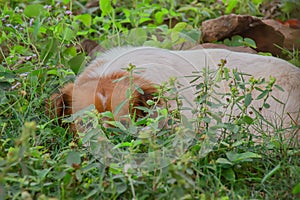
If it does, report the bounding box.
[0,0,299,199]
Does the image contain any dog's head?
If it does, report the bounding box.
[47,71,162,131]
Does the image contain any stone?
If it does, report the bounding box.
[201,14,285,56]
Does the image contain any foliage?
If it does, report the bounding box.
[0,0,299,199]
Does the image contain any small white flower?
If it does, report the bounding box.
[65,10,72,15]
[29,18,34,26]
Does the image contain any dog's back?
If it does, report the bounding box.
[50,46,300,140]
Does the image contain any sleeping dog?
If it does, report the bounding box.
[48,47,300,140]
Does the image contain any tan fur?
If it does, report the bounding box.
[48,71,160,128]
[48,46,300,140]
[47,83,74,120]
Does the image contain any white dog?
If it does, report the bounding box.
[49,47,300,140]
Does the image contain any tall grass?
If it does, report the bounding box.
[0,1,299,199]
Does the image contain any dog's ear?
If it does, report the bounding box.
[132,84,161,118]
[46,83,74,121]
[110,75,161,121]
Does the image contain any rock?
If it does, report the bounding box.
[201,14,285,56]
[263,19,300,50]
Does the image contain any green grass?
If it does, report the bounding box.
[0,0,300,199]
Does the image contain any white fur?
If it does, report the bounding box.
[76,47,300,139]
[97,92,107,110]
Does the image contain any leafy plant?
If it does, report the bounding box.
[0,0,299,199]
[221,35,257,48]
[222,0,263,16]
[280,0,300,19]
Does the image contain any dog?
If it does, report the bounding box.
[48,47,300,140]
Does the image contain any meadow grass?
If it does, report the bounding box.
[0,1,299,199]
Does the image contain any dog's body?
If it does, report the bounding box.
[49,47,300,139]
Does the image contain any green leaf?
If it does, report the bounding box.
[243,38,257,48]
[263,103,270,109]
[68,53,86,75]
[209,112,222,123]
[100,0,113,16]
[242,115,254,124]
[225,123,239,133]
[222,168,236,181]
[185,29,201,42]
[0,91,9,104]
[24,4,45,17]
[155,11,165,24]
[271,95,284,105]
[127,28,147,45]
[64,46,77,57]
[138,17,152,25]
[252,0,263,5]
[63,27,76,41]
[173,22,187,32]
[202,117,211,123]
[113,142,133,149]
[113,100,128,117]
[226,151,261,163]
[258,52,273,56]
[274,84,284,92]
[244,93,252,107]
[231,35,243,46]
[63,172,72,185]
[82,128,106,144]
[231,140,244,147]
[64,104,95,122]
[33,17,41,39]
[256,90,269,100]
[146,100,155,106]
[224,0,238,14]
[115,182,127,194]
[75,170,82,181]
[74,14,92,27]
[261,164,281,183]
[134,84,144,94]
[109,163,122,174]
[0,72,17,79]
[66,151,81,166]
[233,70,241,81]
[292,182,300,194]
[223,38,231,46]
[143,40,161,47]
[215,68,222,82]
[0,82,12,90]
[216,158,233,167]
[36,169,51,180]
[41,38,59,63]
[224,67,230,80]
